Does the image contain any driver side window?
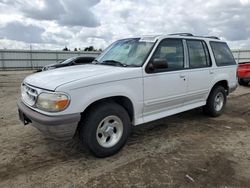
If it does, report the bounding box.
[152,39,184,71]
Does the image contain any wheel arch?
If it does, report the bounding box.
[79,95,135,125]
[208,80,229,99]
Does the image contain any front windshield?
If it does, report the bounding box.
[96,38,155,67]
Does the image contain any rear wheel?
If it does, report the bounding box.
[203,86,227,117]
[79,102,131,157]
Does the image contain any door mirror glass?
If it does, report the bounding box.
[149,58,168,70]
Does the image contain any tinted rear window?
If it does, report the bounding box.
[210,42,236,66]
[187,40,211,68]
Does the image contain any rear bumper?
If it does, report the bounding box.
[241,77,250,82]
[17,101,81,140]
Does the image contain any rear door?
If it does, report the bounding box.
[184,39,213,106]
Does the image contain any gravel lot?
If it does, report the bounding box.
[0,71,250,188]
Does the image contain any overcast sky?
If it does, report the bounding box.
[0,0,250,50]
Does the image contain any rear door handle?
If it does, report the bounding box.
[209,70,214,74]
[180,74,186,81]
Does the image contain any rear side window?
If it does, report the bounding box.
[187,40,211,68]
[210,42,236,66]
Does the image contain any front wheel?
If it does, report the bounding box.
[203,86,227,117]
[79,102,131,157]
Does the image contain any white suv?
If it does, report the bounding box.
[18,33,237,157]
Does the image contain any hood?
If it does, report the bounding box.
[24,64,140,91]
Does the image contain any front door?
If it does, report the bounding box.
[143,38,188,122]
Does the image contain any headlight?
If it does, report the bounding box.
[36,92,70,112]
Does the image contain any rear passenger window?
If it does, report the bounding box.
[187,40,211,68]
[210,42,236,66]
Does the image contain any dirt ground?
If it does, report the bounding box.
[0,71,250,188]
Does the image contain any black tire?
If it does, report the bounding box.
[79,102,131,157]
[203,86,227,117]
[238,78,249,86]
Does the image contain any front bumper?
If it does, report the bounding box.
[17,101,81,140]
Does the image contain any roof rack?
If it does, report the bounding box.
[194,35,220,40]
[168,33,220,40]
[205,36,220,40]
[169,33,193,36]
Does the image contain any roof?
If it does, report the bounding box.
[136,33,223,43]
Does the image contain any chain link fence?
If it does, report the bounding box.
[0,49,249,70]
[0,49,100,70]
[231,49,250,64]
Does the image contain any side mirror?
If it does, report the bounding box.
[148,58,168,71]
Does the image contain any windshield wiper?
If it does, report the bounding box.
[92,59,100,64]
[102,60,127,67]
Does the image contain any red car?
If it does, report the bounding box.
[237,62,250,86]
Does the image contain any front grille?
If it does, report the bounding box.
[21,83,38,106]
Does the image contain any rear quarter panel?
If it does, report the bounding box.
[210,65,237,94]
